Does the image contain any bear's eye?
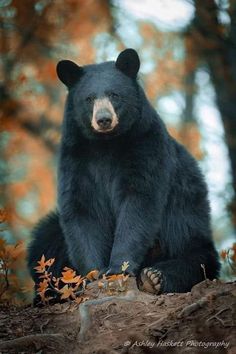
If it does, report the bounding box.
[107,92,119,100]
[85,95,96,104]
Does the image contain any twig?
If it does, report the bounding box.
[147,309,177,329]
[102,313,115,321]
[177,297,208,318]
[201,264,207,280]
[39,319,50,334]
[177,289,231,319]
[0,333,64,351]
[206,307,232,327]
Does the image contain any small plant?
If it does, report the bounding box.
[0,208,30,304]
[34,255,130,304]
[0,238,27,304]
[97,261,130,295]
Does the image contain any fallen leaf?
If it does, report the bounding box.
[86,269,99,281]
[61,268,83,284]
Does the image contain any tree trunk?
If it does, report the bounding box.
[190,0,236,226]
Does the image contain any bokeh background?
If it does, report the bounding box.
[0,0,236,299]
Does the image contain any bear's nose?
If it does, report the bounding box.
[96,109,112,129]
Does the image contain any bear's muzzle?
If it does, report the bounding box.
[91,98,118,133]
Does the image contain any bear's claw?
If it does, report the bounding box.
[139,267,163,294]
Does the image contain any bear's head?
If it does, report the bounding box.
[56,49,142,139]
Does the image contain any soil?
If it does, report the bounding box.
[0,278,235,354]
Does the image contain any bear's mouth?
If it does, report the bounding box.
[92,125,119,137]
[95,127,116,134]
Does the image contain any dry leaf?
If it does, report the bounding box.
[60,285,75,300]
[61,268,82,284]
[86,269,99,281]
[121,261,129,272]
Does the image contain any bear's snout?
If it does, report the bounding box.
[91,98,118,133]
[96,109,113,130]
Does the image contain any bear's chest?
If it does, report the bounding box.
[88,155,120,194]
[79,153,123,215]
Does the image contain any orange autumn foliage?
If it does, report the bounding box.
[0,0,113,242]
[0,237,32,305]
[33,255,130,305]
[61,268,83,284]
[168,123,203,160]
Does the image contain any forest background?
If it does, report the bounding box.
[0,0,236,302]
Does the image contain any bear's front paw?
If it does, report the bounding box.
[138,267,163,294]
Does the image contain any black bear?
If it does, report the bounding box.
[28,49,220,297]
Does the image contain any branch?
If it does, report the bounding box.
[206,307,232,327]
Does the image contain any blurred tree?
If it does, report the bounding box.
[187,0,236,227]
[0,0,114,241]
[137,21,202,159]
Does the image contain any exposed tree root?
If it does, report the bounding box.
[0,333,64,351]
[78,290,137,341]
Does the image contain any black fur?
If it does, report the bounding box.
[28,49,220,296]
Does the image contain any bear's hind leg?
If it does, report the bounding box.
[28,211,73,305]
[28,211,72,287]
[138,246,220,294]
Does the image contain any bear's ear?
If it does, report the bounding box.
[115,48,140,79]
[56,60,83,88]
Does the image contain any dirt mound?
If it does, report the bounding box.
[0,279,235,353]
